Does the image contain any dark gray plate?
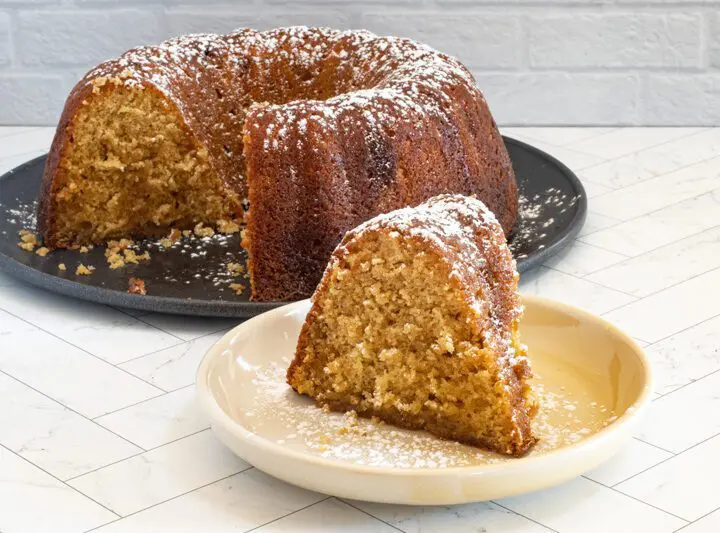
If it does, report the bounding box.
[0,137,586,317]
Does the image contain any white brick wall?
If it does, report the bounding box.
[0,0,718,125]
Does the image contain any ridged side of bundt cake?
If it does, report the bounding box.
[38,27,517,301]
[287,194,536,456]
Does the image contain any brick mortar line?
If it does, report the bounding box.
[522,65,709,74]
[434,1,720,8]
[4,3,719,13]
[3,66,717,77]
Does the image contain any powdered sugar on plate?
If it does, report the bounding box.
[241,360,617,469]
[510,189,580,259]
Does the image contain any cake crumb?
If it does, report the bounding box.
[160,228,182,248]
[17,229,39,251]
[182,229,192,237]
[128,277,147,295]
[58,263,66,271]
[106,238,133,252]
[104,238,149,268]
[79,245,93,253]
[227,262,244,276]
[35,247,49,257]
[107,251,125,269]
[76,264,95,275]
[230,283,245,295]
[194,223,215,238]
[91,76,108,93]
[217,219,240,234]
[123,249,150,264]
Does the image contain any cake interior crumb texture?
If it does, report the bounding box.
[49,88,241,245]
[288,196,537,456]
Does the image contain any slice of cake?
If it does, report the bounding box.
[287,194,537,457]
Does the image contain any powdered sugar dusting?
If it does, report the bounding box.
[510,189,580,259]
[80,25,479,169]
[0,199,37,235]
[242,361,617,468]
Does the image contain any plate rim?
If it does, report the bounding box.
[0,138,587,317]
[195,294,653,478]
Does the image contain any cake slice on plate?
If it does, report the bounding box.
[287,194,537,457]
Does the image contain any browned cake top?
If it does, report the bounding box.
[82,26,478,108]
[74,26,493,201]
[331,194,526,385]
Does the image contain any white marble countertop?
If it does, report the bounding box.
[1,126,719,533]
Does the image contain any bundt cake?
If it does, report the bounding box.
[37,26,518,301]
[287,194,537,457]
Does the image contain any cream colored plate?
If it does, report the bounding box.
[196,295,652,504]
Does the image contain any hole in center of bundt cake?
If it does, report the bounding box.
[50,88,242,245]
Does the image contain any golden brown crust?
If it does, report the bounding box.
[39,27,517,301]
